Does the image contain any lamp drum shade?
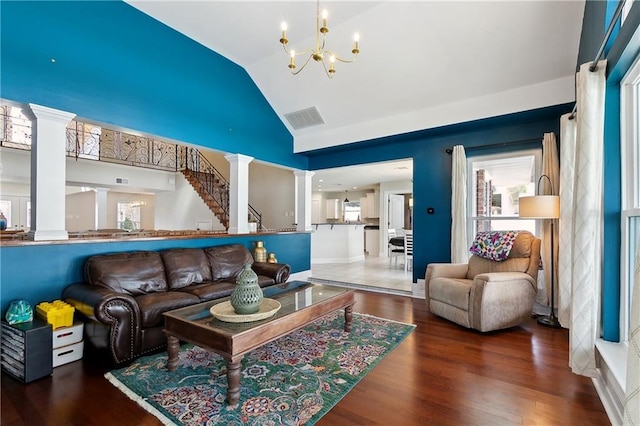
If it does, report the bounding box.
[518,195,560,219]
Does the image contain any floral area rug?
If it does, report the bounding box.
[105,311,415,425]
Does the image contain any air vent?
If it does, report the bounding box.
[284,106,325,130]
[115,177,129,185]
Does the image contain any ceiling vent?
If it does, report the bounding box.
[115,177,129,185]
[284,107,325,130]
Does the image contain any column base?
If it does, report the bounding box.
[27,230,69,241]
[227,226,250,235]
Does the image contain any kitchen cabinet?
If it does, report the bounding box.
[359,197,368,219]
[363,193,379,218]
[365,229,380,256]
[325,199,341,219]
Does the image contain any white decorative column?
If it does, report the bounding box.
[294,170,314,232]
[224,153,253,234]
[23,104,75,241]
[95,188,109,230]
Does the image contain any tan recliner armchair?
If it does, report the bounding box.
[425,231,541,332]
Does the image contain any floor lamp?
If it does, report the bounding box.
[519,175,561,328]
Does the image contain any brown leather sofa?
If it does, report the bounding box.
[62,244,290,365]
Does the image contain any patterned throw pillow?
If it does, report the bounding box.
[469,231,520,261]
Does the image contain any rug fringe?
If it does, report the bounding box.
[104,372,177,426]
[354,311,417,328]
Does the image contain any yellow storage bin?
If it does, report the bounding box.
[36,300,75,329]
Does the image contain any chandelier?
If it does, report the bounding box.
[279,1,360,78]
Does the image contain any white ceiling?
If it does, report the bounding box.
[126,0,584,192]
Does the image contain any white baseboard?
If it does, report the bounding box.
[413,279,425,299]
[311,255,366,264]
[289,270,311,282]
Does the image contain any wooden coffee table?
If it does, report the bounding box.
[163,281,355,404]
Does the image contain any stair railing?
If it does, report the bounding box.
[178,147,230,218]
[178,147,264,231]
[248,204,263,231]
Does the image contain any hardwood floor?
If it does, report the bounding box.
[1,291,610,425]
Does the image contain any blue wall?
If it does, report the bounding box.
[0,233,310,313]
[307,105,570,282]
[3,0,636,333]
[576,0,640,341]
[0,1,306,170]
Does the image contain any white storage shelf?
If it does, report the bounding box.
[53,341,84,367]
[52,322,84,367]
[53,322,83,349]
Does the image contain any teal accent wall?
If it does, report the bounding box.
[307,105,569,283]
[0,1,306,170]
[577,0,640,341]
[603,83,621,342]
[0,233,310,313]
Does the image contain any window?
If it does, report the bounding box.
[467,150,540,245]
[620,53,640,341]
[343,201,361,222]
[0,200,11,227]
[117,202,142,230]
[0,105,32,148]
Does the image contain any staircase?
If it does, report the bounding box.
[178,147,262,231]
[181,169,229,229]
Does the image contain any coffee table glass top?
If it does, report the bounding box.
[163,281,351,334]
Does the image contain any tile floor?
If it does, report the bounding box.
[309,254,413,296]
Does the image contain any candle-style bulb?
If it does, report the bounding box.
[352,33,360,55]
[354,33,360,42]
[280,21,288,44]
[289,50,296,69]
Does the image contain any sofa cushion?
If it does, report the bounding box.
[135,291,200,327]
[161,248,212,290]
[205,244,253,281]
[85,251,168,296]
[256,276,276,287]
[178,281,236,302]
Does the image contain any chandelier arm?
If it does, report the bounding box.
[291,54,314,75]
[323,50,358,64]
[282,44,314,57]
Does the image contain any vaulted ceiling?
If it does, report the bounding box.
[127,1,585,190]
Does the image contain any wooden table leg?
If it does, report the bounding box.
[344,304,353,332]
[166,335,179,371]
[226,357,243,404]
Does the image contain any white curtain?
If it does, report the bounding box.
[558,60,606,377]
[538,133,560,306]
[623,235,640,425]
[558,115,576,328]
[451,145,468,263]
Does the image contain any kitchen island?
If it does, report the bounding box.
[311,223,365,264]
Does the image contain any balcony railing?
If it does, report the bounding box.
[1,105,266,231]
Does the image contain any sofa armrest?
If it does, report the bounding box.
[252,262,291,284]
[470,272,537,332]
[425,263,469,303]
[473,272,537,291]
[63,283,142,364]
[426,263,469,282]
